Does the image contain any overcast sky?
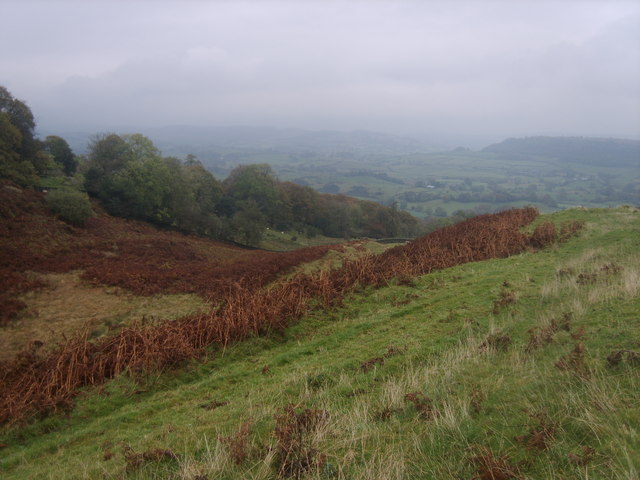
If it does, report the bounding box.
[1,0,639,145]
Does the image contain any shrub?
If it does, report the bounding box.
[45,188,95,227]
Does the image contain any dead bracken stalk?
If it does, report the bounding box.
[199,400,228,411]
[219,420,253,465]
[555,342,591,379]
[360,356,385,373]
[492,289,518,314]
[479,333,512,352]
[373,406,401,421]
[568,446,596,466]
[404,392,438,420]
[468,445,523,480]
[274,405,328,479]
[514,412,556,451]
[529,222,557,249]
[525,312,572,353]
[122,444,178,473]
[470,388,485,414]
[606,349,640,368]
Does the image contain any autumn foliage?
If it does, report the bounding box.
[0,203,580,424]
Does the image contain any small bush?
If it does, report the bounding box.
[45,188,94,226]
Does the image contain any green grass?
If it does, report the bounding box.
[1,207,638,479]
[270,150,638,217]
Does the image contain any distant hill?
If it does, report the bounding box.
[147,126,441,155]
[482,136,640,167]
[54,125,440,157]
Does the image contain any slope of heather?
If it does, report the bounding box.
[0,182,345,356]
[0,205,552,426]
[0,183,342,300]
[0,206,637,480]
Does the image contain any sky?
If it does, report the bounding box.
[1,0,639,146]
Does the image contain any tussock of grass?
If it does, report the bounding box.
[1,207,638,479]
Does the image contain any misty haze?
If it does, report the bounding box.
[1,2,640,479]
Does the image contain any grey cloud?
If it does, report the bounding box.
[2,0,638,142]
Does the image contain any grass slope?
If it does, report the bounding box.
[1,207,638,479]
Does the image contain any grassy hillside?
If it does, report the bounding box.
[1,207,638,479]
[0,182,345,359]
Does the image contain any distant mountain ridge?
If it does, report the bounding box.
[482,136,640,167]
[55,126,441,156]
[145,126,443,156]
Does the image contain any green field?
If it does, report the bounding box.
[1,207,639,479]
[197,147,638,220]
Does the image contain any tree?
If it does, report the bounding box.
[0,112,25,173]
[122,133,161,162]
[84,133,131,195]
[222,164,285,226]
[0,85,42,185]
[183,157,222,213]
[44,135,77,176]
[45,189,95,227]
[231,199,267,246]
[280,182,320,228]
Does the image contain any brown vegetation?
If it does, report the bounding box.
[468,446,523,480]
[479,333,512,352]
[555,342,591,378]
[219,420,253,465]
[404,392,437,420]
[0,182,342,305]
[470,388,485,414]
[524,312,572,354]
[0,272,207,362]
[567,446,596,466]
[606,349,640,368]
[360,356,385,373]
[122,444,178,473]
[273,405,328,478]
[0,206,583,424]
[514,412,556,451]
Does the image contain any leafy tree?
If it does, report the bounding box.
[83,134,226,237]
[79,132,421,243]
[178,157,224,236]
[121,133,161,162]
[45,188,95,226]
[0,86,42,185]
[230,199,267,246]
[222,164,286,227]
[111,158,169,220]
[44,135,77,176]
[84,133,131,195]
[280,182,321,228]
[0,112,35,185]
[183,157,222,213]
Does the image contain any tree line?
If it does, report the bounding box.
[1,86,419,245]
[1,86,77,186]
[84,133,419,244]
